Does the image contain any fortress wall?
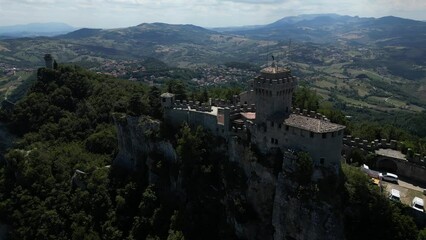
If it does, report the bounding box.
[377,155,426,183]
[254,124,343,174]
[188,110,217,133]
[165,108,189,128]
[211,98,232,107]
[239,90,255,105]
[343,136,401,152]
[165,107,228,137]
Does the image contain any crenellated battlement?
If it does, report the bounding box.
[291,107,330,122]
[343,136,426,166]
[210,98,234,107]
[171,100,213,112]
[229,104,256,114]
[253,76,297,89]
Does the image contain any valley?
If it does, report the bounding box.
[0,15,425,117]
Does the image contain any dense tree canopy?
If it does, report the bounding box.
[1,65,425,239]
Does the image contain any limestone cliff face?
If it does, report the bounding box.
[272,172,344,240]
[114,117,344,239]
[228,137,344,240]
[114,114,178,187]
[227,137,276,239]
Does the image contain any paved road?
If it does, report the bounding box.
[397,179,425,192]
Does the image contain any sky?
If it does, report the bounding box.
[0,0,425,28]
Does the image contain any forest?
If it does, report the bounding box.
[0,65,426,239]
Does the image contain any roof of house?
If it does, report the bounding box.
[284,114,346,133]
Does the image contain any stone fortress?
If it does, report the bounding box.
[161,64,346,174]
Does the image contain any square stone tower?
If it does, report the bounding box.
[254,65,297,124]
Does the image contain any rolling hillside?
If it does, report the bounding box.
[0,15,425,114]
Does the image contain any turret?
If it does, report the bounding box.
[160,92,175,109]
[254,66,298,124]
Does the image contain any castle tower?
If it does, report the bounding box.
[44,54,54,69]
[254,65,297,124]
[160,92,175,109]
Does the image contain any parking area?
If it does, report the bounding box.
[383,181,424,206]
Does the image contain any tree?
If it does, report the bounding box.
[148,86,162,119]
[294,86,320,111]
[418,228,426,240]
[127,93,145,116]
[295,152,313,185]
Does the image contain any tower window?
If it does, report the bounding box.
[271,138,274,144]
[322,133,327,139]
[285,125,289,131]
[320,158,325,165]
[271,122,274,127]
[310,132,314,138]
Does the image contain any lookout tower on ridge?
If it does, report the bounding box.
[254,63,297,124]
[44,54,54,69]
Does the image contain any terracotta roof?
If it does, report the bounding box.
[284,114,345,133]
[241,112,256,120]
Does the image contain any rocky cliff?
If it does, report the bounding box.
[114,115,344,239]
[114,114,180,189]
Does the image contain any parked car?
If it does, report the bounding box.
[412,197,424,212]
[379,172,398,183]
[389,189,401,202]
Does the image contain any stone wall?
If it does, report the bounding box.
[251,122,343,174]
[343,136,426,167]
[238,90,255,105]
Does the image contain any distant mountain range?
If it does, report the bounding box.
[215,14,426,48]
[0,22,76,38]
[0,14,424,68]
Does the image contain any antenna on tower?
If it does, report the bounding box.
[266,43,270,67]
[288,39,292,64]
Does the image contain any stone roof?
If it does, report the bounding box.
[284,114,345,133]
[375,148,406,160]
[161,92,175,98]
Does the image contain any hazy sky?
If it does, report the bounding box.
[0,0,425,28]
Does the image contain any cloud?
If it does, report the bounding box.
[220,0,287,4]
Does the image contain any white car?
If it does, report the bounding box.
[379,172,398,183]
[389,189,401,202]
[412,197,424,212]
